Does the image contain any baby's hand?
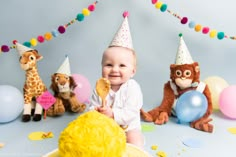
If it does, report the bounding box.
[97,106,114,119]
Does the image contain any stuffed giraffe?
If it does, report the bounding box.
[16,43,47,122]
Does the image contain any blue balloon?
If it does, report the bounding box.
[0,85,24,123]
[175,90,208,123]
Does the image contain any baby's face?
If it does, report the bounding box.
[102,47,136,91]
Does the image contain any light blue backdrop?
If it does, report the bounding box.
[0,0,235,110]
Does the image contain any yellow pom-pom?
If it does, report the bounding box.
[209,29,217,38]
[59,111,126,157]
[194,24,202,32]
[30,38,37,46]
[155,2,163,9]
[44,32,53,41]
[82,8,90,16]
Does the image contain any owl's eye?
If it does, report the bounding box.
[184,70,192,77]
[175,70,182,77]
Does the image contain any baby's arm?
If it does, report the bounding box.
[113,80,143,126]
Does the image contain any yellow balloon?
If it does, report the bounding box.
[204,76,229,110]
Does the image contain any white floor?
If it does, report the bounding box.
[0,110,235,157]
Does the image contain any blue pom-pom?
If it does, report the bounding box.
[160,4,167,12]
[76,13,85,21]
[52,30,59,37]
[188,21,196,29]
[217,32,224,40]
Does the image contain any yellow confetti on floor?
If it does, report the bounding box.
[227,127,236,134]
[28,131,54,140]
[157,151,167,157]
[151,145,158,150]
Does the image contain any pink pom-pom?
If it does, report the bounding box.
[37,36,45,43]
[202,27,210,34]
[88,4,95,11]
[123,11,129,18]
[58,26,66,34]
[1,45,10,52]
[152,0,158,4]
[181,17,188,24]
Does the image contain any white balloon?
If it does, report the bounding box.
[0,85,24,123]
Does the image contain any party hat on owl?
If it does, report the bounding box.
[175,34,194,65]
[109,11,133,50]
[57,55,71,76]
[15,42,33,56]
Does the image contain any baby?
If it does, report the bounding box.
[89,12,144,148]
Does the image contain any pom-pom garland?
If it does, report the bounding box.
[1,1,99,53]
[151,0,234,40]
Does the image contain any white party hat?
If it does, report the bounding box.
[15,42,33,56]
[175,34,194,65]
[57,56,71,76]
[109,11,133,50]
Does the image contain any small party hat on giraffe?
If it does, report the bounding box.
[15,43,33,56]
[175,33,194,65]
[57,55,71,76]
[109,11,133,50]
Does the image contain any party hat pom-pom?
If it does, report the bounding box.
[195,24,202,32]
[30,38,37,46]
[76,13,85,21]
[88,4,95,11]
[58,26,66,34]
[23,42,31,48]
[12,40,18,45]
[188,21,196,29]
[160,4,167,12]
[179,33,183,37]
[181,17,188,24]
[44,32,53,41]
[202,27,210,34]
[209,30,217,38]
[37,36,45,43]
[1,45,10,52]
[217,32,225,40]
[152,0,158,4]
[123,11,129,18]
[52,29,59,37]
[82,8,90,16]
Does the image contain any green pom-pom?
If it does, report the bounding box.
[217,32,224,40]
[179,33,183,37]
[76,13,84,21]
[23,41,31,48]
[160,4,167,12]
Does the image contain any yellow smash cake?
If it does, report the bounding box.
[43,110,151,157]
